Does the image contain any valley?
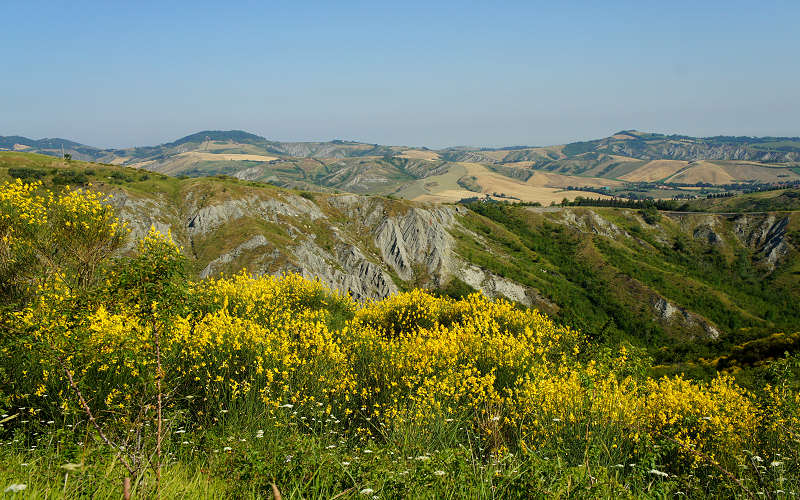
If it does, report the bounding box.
[2,150,798,377]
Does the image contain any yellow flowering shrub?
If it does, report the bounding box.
[763,384,800,436]
[642,375,760,465]
[6,238,772,473]
[0,179,127,299]
[3,180,797,483]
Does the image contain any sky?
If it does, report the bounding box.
[1,1,799,149]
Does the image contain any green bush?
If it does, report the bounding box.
[7,167,47,180]
[52,169,89,185]
[640,206,661,225]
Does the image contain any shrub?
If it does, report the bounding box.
[52,169,89,185]
[640,206,661,225]
[7,167,47,180]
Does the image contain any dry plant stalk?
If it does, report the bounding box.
[154,320,164,492]
[123,477,131,500]
[62,363,135,498]
[62,363,135,476]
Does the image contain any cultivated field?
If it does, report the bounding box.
[525,170,624,189]
[397,149,440,161]
[404,162,610,204]
[619,160,689,182]
[176,151,279,162]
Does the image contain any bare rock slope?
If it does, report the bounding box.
[110,184,530,303]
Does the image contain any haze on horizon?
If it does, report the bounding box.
[1,1,798,150]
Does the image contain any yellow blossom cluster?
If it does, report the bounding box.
[3,181,798,477]
[0,179,127,293]
[15,268,782,466]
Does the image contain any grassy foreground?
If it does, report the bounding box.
[1,179,799,498]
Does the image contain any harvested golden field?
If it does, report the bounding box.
[620,160,689,182]
[664,161,738,184]
[608,154,642,162]
[613,160,800,185]
[397,149,440,161]
[500,160,539,168]
[128,159,157,169]
[525,170,624,188]
[409,162,609,204]
[176,151,279,162]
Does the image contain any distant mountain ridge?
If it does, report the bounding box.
[5,128,800,160]
[3,129,800,203]
[0,135,88,149]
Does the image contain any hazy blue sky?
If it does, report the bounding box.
[1,1,798,148]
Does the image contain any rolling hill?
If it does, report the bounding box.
[2,129,800,206]
[2,150,799,375]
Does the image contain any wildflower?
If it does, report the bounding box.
[4,484,27,493]
[360,488,374,495]
[434,470,446,476]
[771,461,783,467]
[415,456,431,461]
[342,461,351,466]
[223,447,232,452]
[648,469,669,478]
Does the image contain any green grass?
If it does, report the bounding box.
[0,422,685,499]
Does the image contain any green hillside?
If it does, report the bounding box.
[1,176,799,498]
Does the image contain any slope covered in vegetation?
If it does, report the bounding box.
[460,202,800,378]
[1,180,799,498]
[2,151,798,380]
